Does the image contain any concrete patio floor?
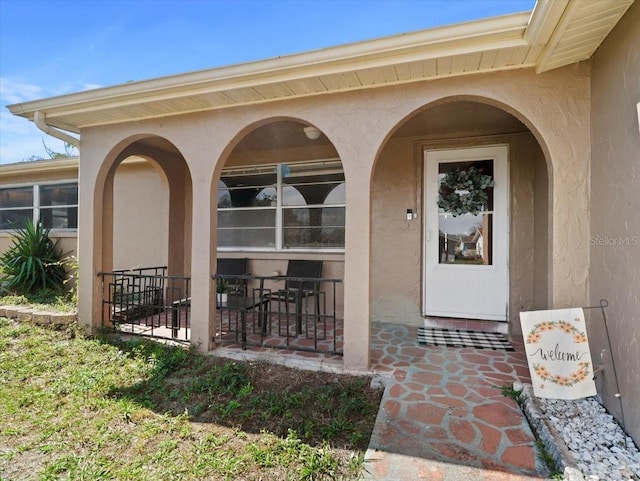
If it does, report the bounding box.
[363,322,548,481]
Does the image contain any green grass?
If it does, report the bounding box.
[0,290,76,313]
[0,317,382,480]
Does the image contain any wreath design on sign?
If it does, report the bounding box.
[526,320,591,387]
[437,166,494,217]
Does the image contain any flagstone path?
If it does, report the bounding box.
[363,323,549,481]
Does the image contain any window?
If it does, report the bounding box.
[217,165,277,248]
[0,182,78,231]
[217,160,345,250]
[39,183,79,229]
[0,186,33,231]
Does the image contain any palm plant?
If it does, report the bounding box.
[0,220,67,295]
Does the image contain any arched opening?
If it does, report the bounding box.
[212,118,346,356]
[371,99,550,336]
[96,135,193,338]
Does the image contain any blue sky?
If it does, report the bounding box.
[0,0,535,165]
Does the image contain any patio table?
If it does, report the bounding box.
[219,294,269,349]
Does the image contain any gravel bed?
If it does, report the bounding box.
[524,390,640,481]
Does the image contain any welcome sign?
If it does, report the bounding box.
[520,308,597,399]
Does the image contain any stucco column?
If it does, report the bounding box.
[77,153,99,333]
[187,165,215,353]
[76,135,114,334]
[508,65,591,310]
[550,162,590,309]
[314,100,388,370]
[535,77,591,310]
[342,162,373,370]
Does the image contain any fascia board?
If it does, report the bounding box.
[0,156,147,175]
[7,12,530,124]
[0,157,79,175]
[534,0,582,73]
[524,0,569,45]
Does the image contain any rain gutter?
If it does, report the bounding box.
[34,111,80,148]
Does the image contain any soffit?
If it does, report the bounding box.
[6,0,635,133]
[535,0,635,73]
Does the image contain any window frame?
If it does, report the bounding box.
[0,180,78,232]
[217,159,345,253]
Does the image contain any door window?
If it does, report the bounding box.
[437,160,494,265]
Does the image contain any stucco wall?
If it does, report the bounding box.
[371,137,422,325]
[112,160,169,270]
[0,234,77,261]
[78,61,591,368]
[589,0,640,446]
[371,130,547,332]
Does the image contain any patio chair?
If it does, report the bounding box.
[216,257,250,296]
[267,260,323,334]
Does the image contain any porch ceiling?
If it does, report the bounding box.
[7,0,634,134]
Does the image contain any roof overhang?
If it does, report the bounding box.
[0,157,79,176]
[6,0,634,134]
[0,155,152,173]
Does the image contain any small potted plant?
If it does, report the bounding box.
[216,279,229,306]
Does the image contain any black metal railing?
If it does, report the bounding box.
[97,268,341,353]
[213,274,343,355]
[98,267,190,341]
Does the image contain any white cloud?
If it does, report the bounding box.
[82,83,104,91]
[0,78,103,105]
[0,77,43,104]
[0,78,86,164]
[0,111,35,136]
[0,79,50,164]
[0,111,68,165]
[47,81,103,98]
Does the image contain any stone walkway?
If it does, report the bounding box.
[363,323,549,481]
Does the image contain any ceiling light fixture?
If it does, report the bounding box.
[303,126,322,140]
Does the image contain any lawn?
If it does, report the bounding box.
[0,317,383,480]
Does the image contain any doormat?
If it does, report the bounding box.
[417,327,514,351]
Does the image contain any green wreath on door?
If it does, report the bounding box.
[437,166,494,217]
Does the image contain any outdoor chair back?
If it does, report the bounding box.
[282,260,323,293]
[216,257,250,295]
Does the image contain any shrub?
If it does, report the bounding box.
[0,220,67,295]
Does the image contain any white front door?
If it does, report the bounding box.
[423,145,509,321]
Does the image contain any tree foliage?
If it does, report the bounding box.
[23,140,77,162]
